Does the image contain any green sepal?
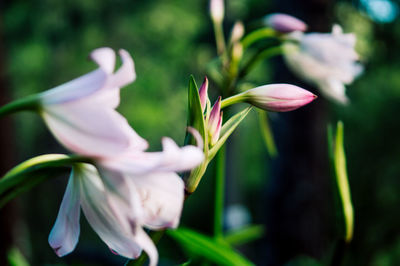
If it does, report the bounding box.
[208,107,253,161]
[167,227,254,266]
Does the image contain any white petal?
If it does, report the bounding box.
[90,47,116,74]
[40,69,108,105]
[41,102,148,158]
[106,49,136,89]
[48,173,81,257]
[101,138,203,175]
[77,164,143,259]
[134,227,158,266]
[133,172,185,229]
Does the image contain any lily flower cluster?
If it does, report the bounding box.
[5,48,204,265]
[264,13,363,104]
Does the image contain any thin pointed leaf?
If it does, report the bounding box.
[224,224,265,246]
[185,75,206,148]
[258,110,277,157]
[333,121,354,243]
[208,107,253,160]
[327,122,354,243]
[168,228,254,266]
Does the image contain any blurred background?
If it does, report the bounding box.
[0,0,399,265]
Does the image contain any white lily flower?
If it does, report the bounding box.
[283,25,363,104]
[49,138,204,266]
[39,47,148,158]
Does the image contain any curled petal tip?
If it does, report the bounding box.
[187,126,204,150]
[89,47,116,74]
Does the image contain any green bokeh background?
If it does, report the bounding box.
[1,0,400,265]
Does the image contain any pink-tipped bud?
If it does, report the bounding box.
[243,84,317,112]
[199,76,209,112]
[264,13,307,33]
[212,111,223,145]
[210,0,224,23]
[208,97,222,145]
[231,21,245,44]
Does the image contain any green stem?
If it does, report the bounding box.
[220,93,245,109]
[241,28,278,49]
[213,21,226,56]
[0,95,40,117]
[239,45,283,79]
[214,145,226,241]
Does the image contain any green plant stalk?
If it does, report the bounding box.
[214,146,226,241]
[0,154,92,196]
[220,94,245,109]
[0,95,40,117]
[213,21,226,56]
[239,46,283,78]
[241,28,278,49]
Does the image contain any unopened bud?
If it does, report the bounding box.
[231,21,245,44]
[208,97,222,145]
[210,0,224,23]
[243,84,316,112]
[264,13,307,33]
[199,76,209,112]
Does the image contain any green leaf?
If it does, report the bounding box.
[168,228,254,266]
[208,107,253,161]
[7,247,29,266]
[224,225,265,246]
[258,110,277,158]
[185,75,206,148]
[328,121,354,243]
[0,154,91,208]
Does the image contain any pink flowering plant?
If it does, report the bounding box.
[0,0,361,265]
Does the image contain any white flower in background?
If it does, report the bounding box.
[49,138,204,266]
[39,47,148,158]
[283,25,363,104]
[210,0,224,23]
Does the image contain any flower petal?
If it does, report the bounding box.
[100,138,204,174]
[41,102,148,158]
[106,49,137,90]
[134,227,158,266]
[90,47,116,74]
[132,172,185,229]
[76,164,143,259]
[48,174,81,257]
[40,69,108,105]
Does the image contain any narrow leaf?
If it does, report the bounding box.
[258,110,277,157]
[208,107,253,160]
[328,121,354,243]
[185,75,206,148]
[224,224,265,246]
[168,228,254,266]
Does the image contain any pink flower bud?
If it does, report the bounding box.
[210,0,224,23]
[264,13,307,33]
[208,97,222,145]
[199,76,208,112]
[243,84,316,112]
